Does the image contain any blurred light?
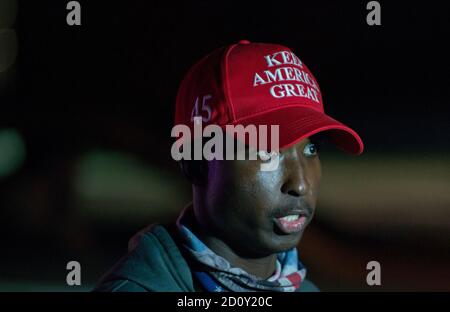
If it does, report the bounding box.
[317,152,450,240]
[0,0,17,73]
[74,149,190,223]
[0,128,26,178]
[0,0,17,29]
[0,29,17,73]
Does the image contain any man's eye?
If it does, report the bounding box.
[303,143,318,157]
[258,150,278,162]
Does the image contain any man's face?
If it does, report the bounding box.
[196,137,322,257]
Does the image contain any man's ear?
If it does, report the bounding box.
[179,159,208,186]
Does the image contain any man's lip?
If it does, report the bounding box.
[273,214,308,234]
[273,209,310,219]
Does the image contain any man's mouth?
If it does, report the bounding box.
[273,214,307,234]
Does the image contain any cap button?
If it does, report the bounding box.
[238,40,250,44]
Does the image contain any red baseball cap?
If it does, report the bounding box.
[175,40,364,155]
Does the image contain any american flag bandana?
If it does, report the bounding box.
[176,207,307,292]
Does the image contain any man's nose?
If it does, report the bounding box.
[280,158,309,197]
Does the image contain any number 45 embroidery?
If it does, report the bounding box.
[191,95,212,123]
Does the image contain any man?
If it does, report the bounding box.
[94,40,364,292]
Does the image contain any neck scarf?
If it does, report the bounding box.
[176,206,307,292]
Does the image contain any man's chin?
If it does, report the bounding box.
[229,226,304,257]
[253,230,304,255]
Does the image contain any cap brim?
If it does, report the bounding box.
[232,106,364,155]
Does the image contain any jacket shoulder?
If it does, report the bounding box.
[93,224,195,292]
[94,279,148,292]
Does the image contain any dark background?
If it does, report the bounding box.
[0,0,449,291]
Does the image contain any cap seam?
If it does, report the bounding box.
[232,104,322,123]
[222,44,238,121]
[284,116,334,131]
